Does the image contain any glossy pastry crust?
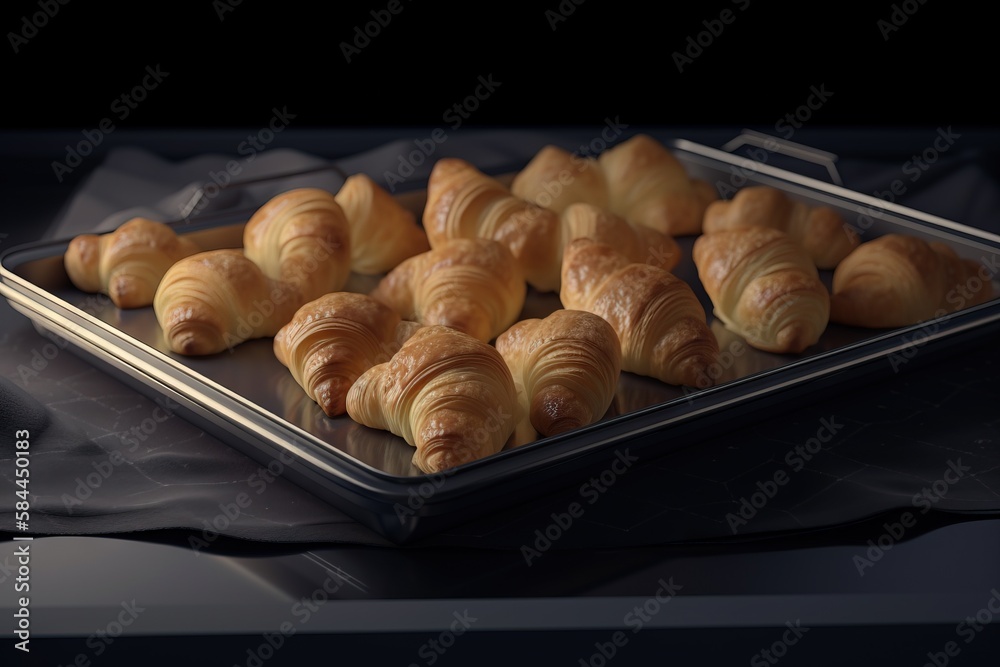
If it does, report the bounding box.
[346,325,519,474]
[369,237,527,343]
[242,187,352,302]
[703,185,859,269]
[155,188,353,355]
[274,292,417,417]
[560,238,719,386]
[423,157,681,292]
[512,134,718,236]
[693,227,830,354]
[335,173,430,274]
[496,309,622,437]
[64,217,200,309]
[830,233,994,328]
[154,249,302,355]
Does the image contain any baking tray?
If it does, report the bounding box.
[3,136,1000,544]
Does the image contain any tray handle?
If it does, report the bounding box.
[721,129,843,186]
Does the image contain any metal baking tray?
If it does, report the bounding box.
[4,136,1000,544]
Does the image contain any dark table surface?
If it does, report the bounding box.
[2,127,1000,666]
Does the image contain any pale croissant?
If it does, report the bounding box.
[274,292,420,417]
[703,186,859,269]
[154,249,302,355]
[346,325,519,474]
[423,157,681,292]
[560,238,720,386]
[830,234,994,328]
[242,187,352,302]
[369,237,526,343]
[693,227,830,354]
[64,217,200,308]
[496,309,622,437]
[511,134,718,236]
[334,173,430,274]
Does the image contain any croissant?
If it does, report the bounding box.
[562,203,682,273]
[369,237,526,343]
[703,186,859,269]
[423,157,681,292]
[693,227,830,354]
[64,217,200,309]
[496,309,622,437]
[560,238,720,386]
[242,187,352,302]
[346,325,519,473]
[274,292,425,416]
[830,234,994,328]
[510,144,608,212]
[334,173,430,274]
[154,249,302,355]
[511,134,718,236]
[154,188,356,355]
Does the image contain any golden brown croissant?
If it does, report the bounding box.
[510,144,608,212]
[242,187,352,302]
[369,237,527,342]
[511,134,718,236]
[154,249,303,355]
[562,202,682,274]
[334,173,430,274]
[346,324,519,473]
[703,186,859,269]
[154,189,356,355]
[830,234,994,328]
[423,157,681,292]
[64,217,200,309]
[274,292,423,417]
[693,227,830,354]
[560,238,720,386]
[496,309,622,437]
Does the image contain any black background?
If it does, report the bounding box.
[0,1,990,131]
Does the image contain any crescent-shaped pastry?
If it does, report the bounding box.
[830,234,994,327]
[346,325,519,473]
[424,157,681,292]
[369,237,527,343]
[560,238,720,386]
[512,134,718,236]
[334,173,430,274]
[64,217,200,308]
[693,227,830,354]
[274,292,421,416]
[496,309,622,437]
[703,186,859,269]
[242,187,352,302]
